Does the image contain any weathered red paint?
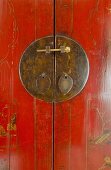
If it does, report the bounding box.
[0,0,111,170]
[55,1,111,170]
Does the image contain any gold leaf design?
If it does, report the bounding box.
[98,157,111,170]
[7,113,16,131]
[0,125,7,136]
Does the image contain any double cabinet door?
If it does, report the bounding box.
[0,0,111,170]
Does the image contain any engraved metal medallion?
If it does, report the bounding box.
[19,35,89,102]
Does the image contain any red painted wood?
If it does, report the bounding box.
[0,0,53,170]
[55,0,111,170]
[0,0,111,170]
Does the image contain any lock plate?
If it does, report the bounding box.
[19,35,89,102]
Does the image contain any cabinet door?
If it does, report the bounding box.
[0,1,54,170]
[0,1,111,170]
[54,0,111,170]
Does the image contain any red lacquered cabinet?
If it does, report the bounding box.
[0,0,111,170]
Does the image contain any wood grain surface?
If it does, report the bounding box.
[0,0,111,170]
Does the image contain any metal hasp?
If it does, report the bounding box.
[19,35,89,102]
[37,46,70,53]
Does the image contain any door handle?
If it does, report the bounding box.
[37,46,70,53]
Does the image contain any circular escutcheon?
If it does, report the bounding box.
[19,35,89,102]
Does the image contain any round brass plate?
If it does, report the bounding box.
[19,35,89,102]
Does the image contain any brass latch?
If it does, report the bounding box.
[37,46,70,53]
